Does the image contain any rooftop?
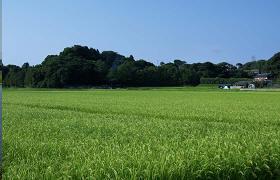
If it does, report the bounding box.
[255,73,271,78]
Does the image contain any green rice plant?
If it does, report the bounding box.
[2,88,280,179]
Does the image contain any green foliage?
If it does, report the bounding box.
[180,66,200,86]
[2,45,280,88]
[3,88,280,179]
[267,52,280,78]
[3,65,25,87]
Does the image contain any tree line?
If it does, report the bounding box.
[1,45,280,88]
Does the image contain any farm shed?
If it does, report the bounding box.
[234,81,252,88]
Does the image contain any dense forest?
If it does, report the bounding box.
[1,45,280,88]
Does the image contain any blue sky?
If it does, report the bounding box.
[3,0,280,65]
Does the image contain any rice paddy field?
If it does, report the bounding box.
[2,87,280,179]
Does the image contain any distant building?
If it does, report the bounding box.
[254,73,271,82]
[253,73,272,88]
[218,73,273,89]
[234,81,252,88]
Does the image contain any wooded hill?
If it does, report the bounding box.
[1,45,280,88]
